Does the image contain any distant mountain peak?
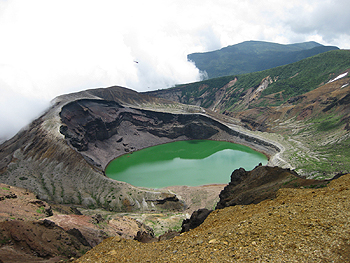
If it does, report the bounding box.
[188,40,339,78]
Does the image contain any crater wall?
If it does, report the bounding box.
[0,86,283,212]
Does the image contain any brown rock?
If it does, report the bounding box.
[216,165,329,209]
[74,173,350,263]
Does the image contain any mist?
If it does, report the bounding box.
[1,0,350,141]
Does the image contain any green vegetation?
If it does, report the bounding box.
[285,111,350,177]
[283,177,298,185]
[36,207,45,214]
[304,183,329,189]
[292,182,300,188]
[188,40,338,78]
[0,236,10,244]
[80,248,89,255]
[0,187,10,191]
[171,50,350,111]
[77,191,82,204]
[258,50,350,102]
[314,114,345,132]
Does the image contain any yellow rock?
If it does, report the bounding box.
[108,250,117,255]
[209,239,218,244]
[114,236,121,242]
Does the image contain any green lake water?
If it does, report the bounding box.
[105,140,268,188]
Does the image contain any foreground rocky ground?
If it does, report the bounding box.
[0,184,154,262]
[75,172,350,262]
[1,165,335,262]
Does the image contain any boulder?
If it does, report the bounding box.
[181,208,213,233]
[216,165,329,209]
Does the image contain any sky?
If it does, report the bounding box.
[1,0,350,141]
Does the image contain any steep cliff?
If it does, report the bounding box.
[215,165,330,209]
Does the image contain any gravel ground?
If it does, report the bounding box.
[75,173,350,262]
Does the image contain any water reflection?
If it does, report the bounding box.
[105,140,267,188]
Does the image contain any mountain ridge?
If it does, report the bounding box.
[188,40,339,78]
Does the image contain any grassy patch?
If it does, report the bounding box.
[314,114,345,132]
[0,237,10,244]
[283,177,297,185]
[304,183,329,189]
[36,207,45,214]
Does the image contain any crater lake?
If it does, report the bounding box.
[105,140,268,188]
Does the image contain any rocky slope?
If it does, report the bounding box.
[0,183,156,262]
[179,165,330,233]
[0,87,186,212]
[229,73,350,177]
[215,165,329,209]
[75,172,350,262]
[148,50,350,115]
[0,86,282,213]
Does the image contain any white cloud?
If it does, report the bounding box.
[0,0,350,140]
[0,77,49,142]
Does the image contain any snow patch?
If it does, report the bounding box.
[328,72,348,83]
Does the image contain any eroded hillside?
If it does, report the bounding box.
[147,50,350,178]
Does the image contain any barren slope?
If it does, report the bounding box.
[75,172,350,262]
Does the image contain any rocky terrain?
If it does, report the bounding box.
[215,165,329,209]
[177,165,331,233]
[75,171,350,262]
[0,86,282,213]
[0,183,156,262]
[0,85,292,262]
[1,49,349,262]
[229,74,350,178]
[0,163,337,262]
[137,165,331,235]
[0,183,52,221]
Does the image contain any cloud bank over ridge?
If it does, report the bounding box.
[0,0,349,140]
